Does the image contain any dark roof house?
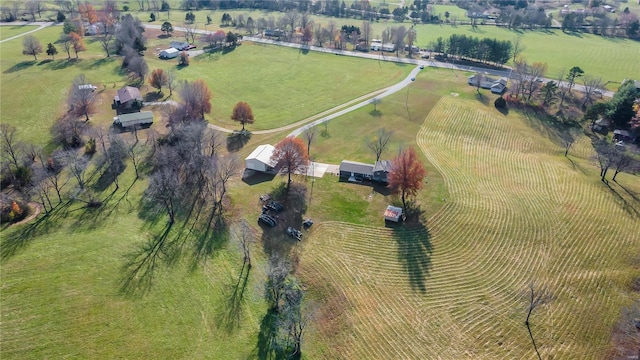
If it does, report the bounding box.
[112,86,143,114]
[339,160,374,182]
[373,160,391,183]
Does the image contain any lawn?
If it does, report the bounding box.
[298,96,640,359]
[0,25,38,41]
[0,165,270,359]
[0,26,411,145]
[1,12,639,360]
[141,7,640,86]
[144,42,412,130]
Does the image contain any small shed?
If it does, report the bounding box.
[339,160,374,182]
[245,144,276,173]
[113,111,154,128]
[384,205,403,222]
[159,47,179,59]
[613,129,633,142]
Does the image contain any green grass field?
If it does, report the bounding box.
[0,25,38,41]
[141,7,640,84]
[1,12,639,359]
[298,96,640,359]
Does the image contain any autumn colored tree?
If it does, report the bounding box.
[271,136,309,187]
[69,32,86,58]
[231,101,255,131]
[388,147,426,213]
[149,68,168,93]
[179,79,211,119]
[79,3,98,24]
[22,35,43,60]
[178,50,189,66]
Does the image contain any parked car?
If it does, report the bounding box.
[303,219,314,229]
[258,214,277,227]
[287,227,303,241]
[266,201,284,212]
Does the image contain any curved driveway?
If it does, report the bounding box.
[0,22,54,43]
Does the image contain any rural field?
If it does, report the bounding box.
[299,97,640,359]
[140,7,640,84]
[1,11,639,360]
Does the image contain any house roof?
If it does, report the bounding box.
[161,47,180,54]
[613,129,632,137]
[115,111,153,126]
[245,144,276,167]
[374,160,391,173]
[116,86,142,104]
[340,160,374,176]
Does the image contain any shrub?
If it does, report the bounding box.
[494,97,507,109]
[85,137,96,155]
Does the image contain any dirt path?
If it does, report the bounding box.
[9,202,43,226]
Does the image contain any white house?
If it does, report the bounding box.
[245,144,276,173]
[159,47,180,59]
[491,79,508,94]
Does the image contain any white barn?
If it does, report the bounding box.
[245,144,276,173]
[159,47,180,59]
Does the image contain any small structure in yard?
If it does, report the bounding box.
[384,205,403,222]
[592,118,610,134]
[490,79,507,94]
[159,47,179,59]
[613,129,634,142]
[113,111,153,129]
[339,160,374,183]
[78,84,97,92]
[112,86,143,115]
[245,144,276,173]
[468,74,508,93]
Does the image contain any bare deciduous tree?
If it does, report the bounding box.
[22,35,43,60]
[367,128,393,162]
[0,124,22,169]
[303,127,316,157]
[183,22,197,43]
[68,74,98,121]
[581,76,604,107]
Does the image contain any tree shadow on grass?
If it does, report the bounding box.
[390,205,432,294]
[3,60,37,74]
[226,130,251,152]
[1,201,72,261]
[216,262,251,332]
[119,221,175,296]
[369,109,382,117]
[255,308,282,360]
[49,58,81,71]
[603,181,640,219]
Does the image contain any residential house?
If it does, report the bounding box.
[112,86,143,114]
[339,160,374,182]
[373,160,391,183]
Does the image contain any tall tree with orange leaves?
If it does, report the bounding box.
[388,146,426,213]
[231,101,255,131]
[179,79,211,120]
[271,137,309,187]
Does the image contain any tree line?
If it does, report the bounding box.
[430,34,513,65]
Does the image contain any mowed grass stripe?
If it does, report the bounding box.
[301,96,639,359]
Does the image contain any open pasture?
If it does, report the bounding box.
[0,25,38,41]
[299,96,640,359]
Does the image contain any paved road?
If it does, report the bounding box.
[0,21,55,43]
